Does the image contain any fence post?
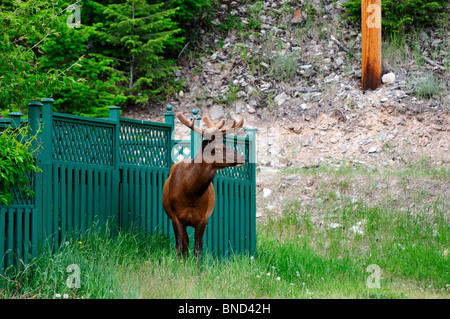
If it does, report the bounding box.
[9,112,23,141]
[41,98,54,164]
[361,0,382,90]
[38,98,55,245]
[109,106,121,229]
[9,112,22,129]
[244,127,257,254]
[27,101,43,258]
[109,106,121,168]
[190,109,202,161]
[164,105,175,168]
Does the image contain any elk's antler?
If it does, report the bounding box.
[176,112,244,138]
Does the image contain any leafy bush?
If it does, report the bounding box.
[169,0,212,25]
[0,127,41,206]
[343,0,448,33]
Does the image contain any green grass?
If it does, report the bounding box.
[280,157,450,180]
[1,194,448,298]
[1,158,448,298]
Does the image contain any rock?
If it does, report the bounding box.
[263,188,272,198]
[300,65,313,77]
[382,72,396,84]
[335,57,344,66]
[248,107,256,114]
[368,146,378,153]
[328,223,341,229]
[395,90,406,99]
[235,101,245,114]
[274,92,289,106]
[300,103,309,110]
[431,39,442,47]
[249,99,258,107]
[329,136,339,144]
[380,97,388,103]
[236,91,247,98]
[210,104,224,120]
[290,10,304,25]
[178,90,184,98]
[418,31,428,41]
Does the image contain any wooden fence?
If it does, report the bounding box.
[0,100,256,272]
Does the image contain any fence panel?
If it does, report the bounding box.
[119,165,171,234]
[0,206,35,271]
[1,102,256,273]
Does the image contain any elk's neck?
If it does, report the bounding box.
[187,162,217,197]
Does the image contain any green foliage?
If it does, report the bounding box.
[0,0,200,115]
[38,10,126,117]
[0,127,41,206]
[168,0,212,25]
[94,0,183,105]
[0,0,63,111]
[0,0,125,117]
[343,0,448,34]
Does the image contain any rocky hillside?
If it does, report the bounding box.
[129,0,450,170]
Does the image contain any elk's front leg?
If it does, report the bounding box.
[194,220,207,257]
[172,217,189,258]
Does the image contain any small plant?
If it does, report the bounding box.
[269,52,299,82]
[225,83,240,105]
[0,126,41,206]
[411,72,443,99]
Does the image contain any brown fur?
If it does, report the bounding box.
[163,137,245,257]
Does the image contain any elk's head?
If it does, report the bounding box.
[176,112,246,169]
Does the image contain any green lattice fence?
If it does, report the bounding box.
[1,101,256,272]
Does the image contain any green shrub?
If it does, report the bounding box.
[169,0,212,25]
[0,127,41,206]
[343,0,448,34]
[411,72,443,99]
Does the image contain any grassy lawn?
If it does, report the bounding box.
[1,162,449,299]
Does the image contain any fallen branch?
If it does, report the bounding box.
[423,57,446,71]
[177,41,190,60]
[330,35,349,53]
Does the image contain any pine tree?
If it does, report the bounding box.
[94,0,183,104]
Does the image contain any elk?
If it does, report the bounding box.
[162,112,245,258]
